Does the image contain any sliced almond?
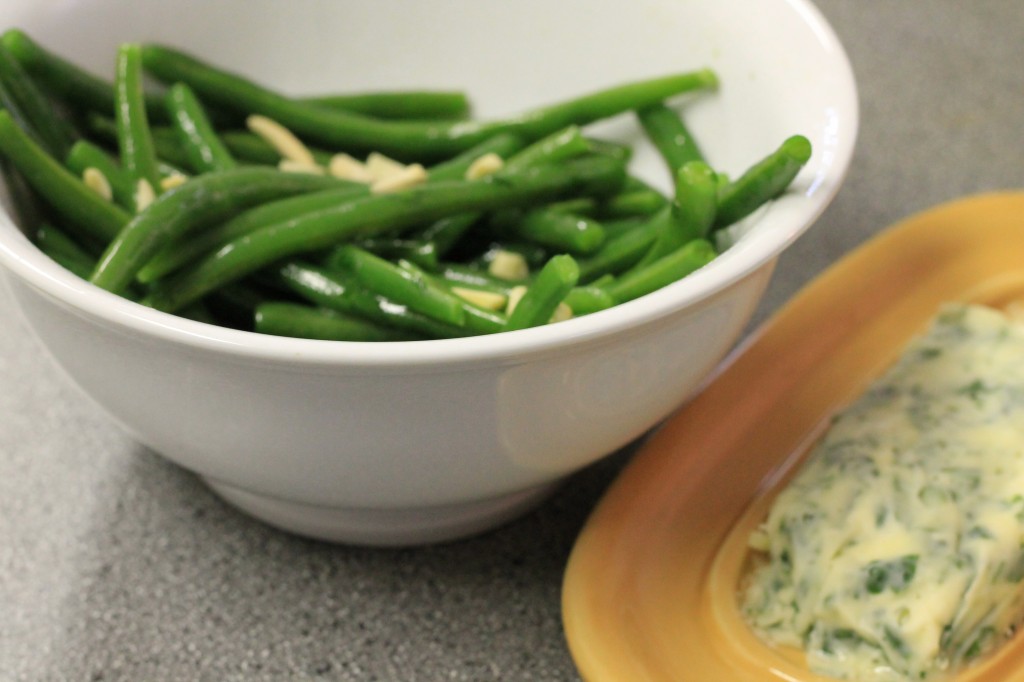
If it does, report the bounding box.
[278,159,326,175]
[370,163,428,194]
[82,168,112,201]
[488,250,529,281]
[160,174,189,191]
[247,114,317,166]
[365,152,407,182]
[134,178,156,212]
[451,287,507,311]
[464,153,504,180]
[328,153,373,183]
[504,285,528,315]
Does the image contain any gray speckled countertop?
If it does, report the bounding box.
[3,2,1024,680]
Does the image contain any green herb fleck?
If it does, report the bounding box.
[865,555,919,594]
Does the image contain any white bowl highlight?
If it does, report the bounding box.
[0,0,856,545]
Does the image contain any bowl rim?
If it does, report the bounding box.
[0,0,858,369]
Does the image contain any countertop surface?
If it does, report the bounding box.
[3,2,1024,680]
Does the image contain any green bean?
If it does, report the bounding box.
[278,261,473,339]
[65,140,136,210]
[585,137,633,164]
[714,134,812,229]
[34,222,96,262]
[598,188,667,219]
[563,285,615,316]
[415,128,591,260]
[575,217,663,283]
[636,102,706,171]
[144,155,625,313]
[114,44,162,200]
[438,261,610,317]
[599,216,647,239]
[634,160,717,268]
[603,238,716,303]
[0,157,47,231]
[31,222,98,279]
[255,301,423,342]
[433,263,513,294]
[425,133,524,182]
[166,83,236,173]
[0,70,39,146]
[80,113,190,169]
[496,207,606,254]
[220,130,333,166]
[136,184,368,283]
[39,241,95,279]
[84,112,334,168]
[0,110,129,243]
[357,237,438,270]
[141,44,717,159]
[329,245,466,326]
[91,166,344,294]
[398,259,506,335]
[502,125,590,173]
[299,90,471,121]
[0,30,246,127]
[674,161,719,238]
[0,42,73,158]
[505,254,579,331]
[543,197,597,216]
[2,29,167,120]
[415,213,478,257]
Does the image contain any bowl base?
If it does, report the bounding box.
[202,477,562,547]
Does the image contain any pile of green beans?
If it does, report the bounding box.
[0,29,813,342]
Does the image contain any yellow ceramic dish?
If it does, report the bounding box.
[562,192,1024,682]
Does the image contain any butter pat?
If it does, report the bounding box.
[743,304,1024,681]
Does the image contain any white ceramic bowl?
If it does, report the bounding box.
[0,0,856,545]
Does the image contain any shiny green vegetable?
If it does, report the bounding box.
[299,90,471,121]
[563,284,615,315]
[493,207,606,254]
[0,29,243,127]
[114,44,163,199]
[636,102,706,171]
[34,222,97,267]
[598,189,667,219]
[500,125,591,173]
[575,217,663,283]
[0,41,73,158]
[278,261,474,339]
[603,238,716,303]
[65,140,136,210]
[90,166,344,294]
[255,301,423,342]
[166,82,236,173]
[0,110,129,243]
[633,160,717,269]
[505,254,579,331]
[330,245,467,326]
[0,31,814,342]
[144,155,626,313]
[714,134,812,229]
[141,44,718,160]
[424,133,524,182]
[136,185,369,283]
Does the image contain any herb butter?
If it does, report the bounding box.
[742,303,1024,681]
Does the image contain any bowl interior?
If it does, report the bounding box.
[0,0,857,361]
